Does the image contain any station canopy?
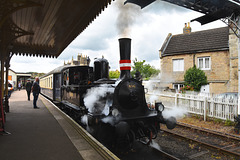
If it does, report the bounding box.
[125,0,240,24]
[0,0,113,58]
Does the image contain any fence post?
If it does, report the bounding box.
[204,97,207,121]
[175,93,179,107]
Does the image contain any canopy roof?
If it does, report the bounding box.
[125,0,240,24]
[0,0,113,58]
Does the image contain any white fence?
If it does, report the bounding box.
[146,92,238,121]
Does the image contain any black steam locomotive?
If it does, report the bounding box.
[40,38,176,149]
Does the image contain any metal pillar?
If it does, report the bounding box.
[4,58,10,112]
[1,60,4,98]
[0,54,5,134]
[236,16,240,134]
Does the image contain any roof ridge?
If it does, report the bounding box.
[172,26,228,37]
[161,26,229,57]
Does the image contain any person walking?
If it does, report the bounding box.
[25,80,32,101]
[18,82,21,91]
[32,77,41,109]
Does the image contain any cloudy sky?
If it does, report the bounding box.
[10,0,226,73]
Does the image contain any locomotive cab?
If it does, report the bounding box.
[62,66,94,108]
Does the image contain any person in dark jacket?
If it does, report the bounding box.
[32,77,41,109]
[25,80,32,101]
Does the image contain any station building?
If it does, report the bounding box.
[4,69,31,90]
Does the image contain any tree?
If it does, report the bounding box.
[131,58,160,80]
[184,65,208,91]
[109,70,120,79]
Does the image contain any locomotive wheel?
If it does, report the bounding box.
[115,130,135,152]
[149,124,157,139]
[95,122,115,150]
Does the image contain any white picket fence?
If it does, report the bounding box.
[146,92,238,121]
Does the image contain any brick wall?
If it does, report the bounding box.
[160,50,232,94]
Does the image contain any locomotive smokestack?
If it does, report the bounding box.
[119,38,132,79]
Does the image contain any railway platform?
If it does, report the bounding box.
[0,90,118,160]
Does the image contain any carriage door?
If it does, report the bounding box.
[54,73,61,101]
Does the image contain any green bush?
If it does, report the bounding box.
[184,65,208,91]
[213,118,223,124]
[224,119,234,126]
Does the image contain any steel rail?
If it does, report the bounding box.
[149,145,181,160]
[161,128,240,159]
[177,122,240,141]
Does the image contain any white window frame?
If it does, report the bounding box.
[173,59,184,72]
[198,57,211,70]
[173,83,184,91]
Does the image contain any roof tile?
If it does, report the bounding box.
[161,27,229,56]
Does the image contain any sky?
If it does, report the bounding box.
[10,0,227,73]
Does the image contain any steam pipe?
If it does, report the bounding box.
[119,38,132,79]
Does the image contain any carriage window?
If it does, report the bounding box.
[63,70,69,85]
[66,67,92,85]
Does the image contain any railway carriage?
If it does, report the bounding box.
[40,66,66,102]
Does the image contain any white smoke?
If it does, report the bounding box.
[80,115,94,133]
[101,116,115,125]
[81,115,88,125]
[148,95,158,103]
[162,106,187,120]
[116,0,142,37]
[83,84,114,114]
[144,73,161,94]
[144,73,161,107]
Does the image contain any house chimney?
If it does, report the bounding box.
[183,22,191,34]
[119,38,132,79]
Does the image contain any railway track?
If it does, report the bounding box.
[114,140,180,160]
[160,122,240,159]
[148,143,181,160]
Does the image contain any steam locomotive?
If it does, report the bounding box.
[40,38,176,149]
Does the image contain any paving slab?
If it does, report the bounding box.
[0,90,83,160]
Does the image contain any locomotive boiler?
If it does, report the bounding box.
[40,38,176,150]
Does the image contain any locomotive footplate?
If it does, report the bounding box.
[62,100,80,111]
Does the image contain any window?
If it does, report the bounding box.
[173,84,184,91]
[198,57,211,70]
[173,59,184,71]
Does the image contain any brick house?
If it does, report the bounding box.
[159,24,238,94]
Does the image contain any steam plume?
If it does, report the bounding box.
[116,0,141,37]
[162,106,187,120]
[83,84,114,114]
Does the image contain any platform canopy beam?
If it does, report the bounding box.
[0,0,113,58]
